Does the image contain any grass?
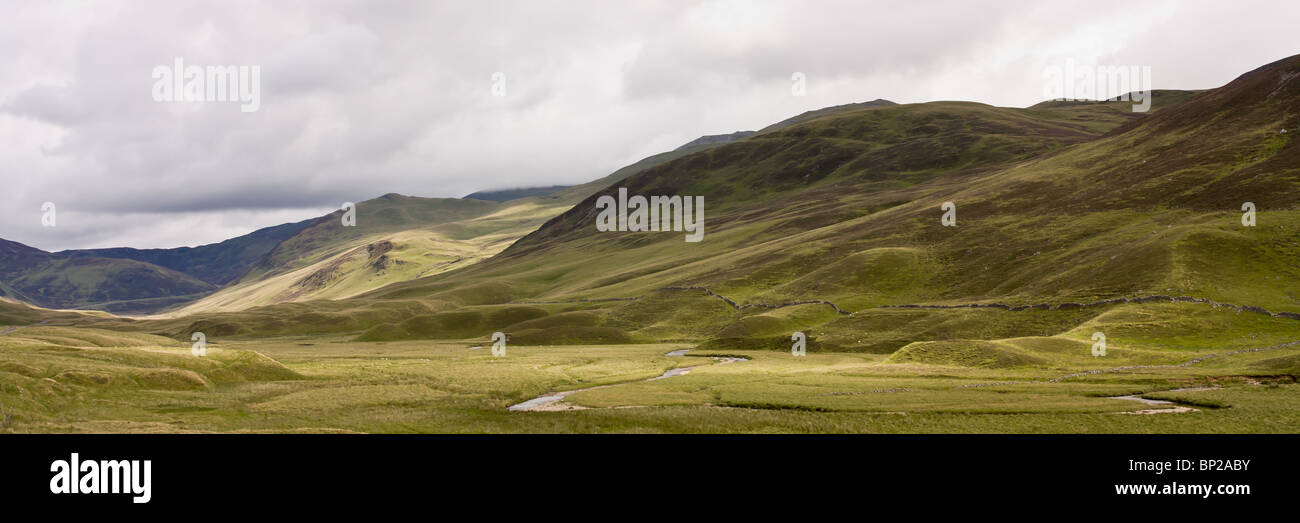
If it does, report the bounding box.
[4,309,1300,433]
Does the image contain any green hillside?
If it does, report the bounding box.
[78,85,1226,343]
[372,93,1197,306]
[329,66,1294,353]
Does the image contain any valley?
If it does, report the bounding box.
[2,320,1298,433]
[2,55,1299,434]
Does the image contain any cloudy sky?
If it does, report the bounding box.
[2,0,1297,251]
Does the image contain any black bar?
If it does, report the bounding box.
[6,434,1292,512]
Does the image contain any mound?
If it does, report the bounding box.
[209,351,302,382]
[887,340,1047,368]
[131,369,210,390]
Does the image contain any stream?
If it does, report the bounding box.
[1108,387,1215,414]
[508,349,745,412]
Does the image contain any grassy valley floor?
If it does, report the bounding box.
[3,318,1299,433]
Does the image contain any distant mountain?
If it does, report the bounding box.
[174,134,754,314]
[0,217,319,313]
[0,238,216,313]
[241,194,503,279]
[170,193,515,313]
[0,123,753,316]
[48,50,1296,353]
[464,185,572,202]
[0,216,319,313]
[11,81,1221,321]
[60,219,313,285]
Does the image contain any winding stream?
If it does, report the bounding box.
[1108,387,1216,414]
[508,349,745,412]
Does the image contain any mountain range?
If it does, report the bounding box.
[0,130,755,314]
[2,55,1298,356]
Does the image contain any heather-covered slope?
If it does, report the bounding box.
[341,64,1294,350]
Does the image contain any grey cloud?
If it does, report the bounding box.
[1,0,1298,251]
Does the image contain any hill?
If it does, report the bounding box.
[0,217,313,313]
[676,131,757,150]
[167,194,545,314]
[0,238,216,314]
[165,132,756,314]
[758,98,897,132]
[1,122,764,317]
[342,67,1292,349]
[60,219,313,285]
[10,60,1288,338]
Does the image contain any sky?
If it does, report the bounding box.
[1,0,1297,251]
